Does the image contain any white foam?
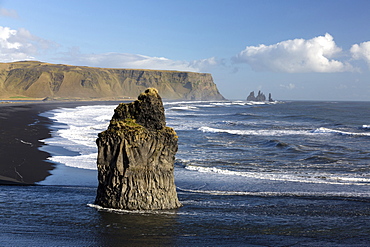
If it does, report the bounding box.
[211,101,245,106]
[246,101,268,105]
[245,101,281,105]
[40,105,116,170]
[199,126,312,136]
[168,105,198,111]
[48,153,98,170]
[313,127,370,137]
[87,203,179,215]
[185,164,370,186]
[199,126,370,137]
[176,187,370,198]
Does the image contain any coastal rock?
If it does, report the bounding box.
[246,91,256,101]
[95,88,182,210]
[247,90,274,102]
[0,61,224,100]
[268,93,274,102]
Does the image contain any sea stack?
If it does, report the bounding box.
[247,90,274,102]
[95,88,182,210]
[247,90,266,101]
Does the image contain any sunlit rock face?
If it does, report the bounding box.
[0,61,225,100]
[95,88,182,210]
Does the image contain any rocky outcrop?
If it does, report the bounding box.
[95,88,182,210]
[247,90,274,102]
[0,61,224,100]
[268,93,274,102]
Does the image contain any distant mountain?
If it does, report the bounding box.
[0,61,225,101]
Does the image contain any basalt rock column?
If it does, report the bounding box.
[95,88,182,210]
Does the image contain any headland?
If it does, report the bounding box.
[0,61,225,101]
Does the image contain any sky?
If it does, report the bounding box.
[1,0,370,101]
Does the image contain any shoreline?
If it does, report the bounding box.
[0,101,126,185]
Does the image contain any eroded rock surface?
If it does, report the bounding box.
[247,90,274,102]
[95,88,182,210]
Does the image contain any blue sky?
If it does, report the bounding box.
[1,0,370,100]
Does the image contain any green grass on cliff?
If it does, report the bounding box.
[0,61,224,101]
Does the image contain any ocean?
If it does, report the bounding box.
[1,100,370,246]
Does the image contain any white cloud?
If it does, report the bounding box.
[350,41,370,68]
[234,33,353,73]
[0,7,19,19]
[189,57,223,71]
[60,50,220,72]
[280,83,296,90]
[0,26,55,62]
[0,25,220,72]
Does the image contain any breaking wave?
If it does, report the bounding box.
[313,127,370,137]
[40,105,116,170]
[176,187,370,198]
[199,126,370,137]
[198,126,312,136]
[184,164,370,186]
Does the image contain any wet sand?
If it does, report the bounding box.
[0,101,123,185]
[0,103,53,184]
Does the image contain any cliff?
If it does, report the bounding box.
[95,88,182,210]
[0,61,225,100]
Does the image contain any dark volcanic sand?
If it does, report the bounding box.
[0,103,54,185]
[0,101,123,185]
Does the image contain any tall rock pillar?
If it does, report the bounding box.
[95,88,182,210]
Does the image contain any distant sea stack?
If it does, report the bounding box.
[0,61,225,100]
[95,88,182,210]
[247,90,274,102]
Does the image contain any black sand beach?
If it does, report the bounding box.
[0,101,121,185]
[0,103,53,185]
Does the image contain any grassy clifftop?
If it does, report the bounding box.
[0,61,225,101]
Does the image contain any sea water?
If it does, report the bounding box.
[1,100,370,246]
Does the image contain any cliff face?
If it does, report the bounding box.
[95,88,182,210]
[0,61,224,100]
